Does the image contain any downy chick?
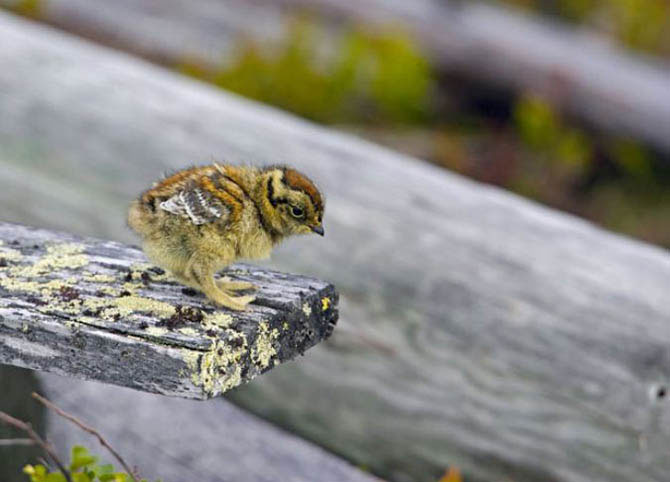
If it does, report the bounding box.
[127,164,325,310]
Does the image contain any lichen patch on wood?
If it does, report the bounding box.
[0,222,338,399]
[251,322,279,370]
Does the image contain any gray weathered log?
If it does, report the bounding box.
[2,11,670,482]
[1,0,669,154]
[33,372,379,482]
[0,222,338,400]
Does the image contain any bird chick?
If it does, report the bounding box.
[127,164,325,311]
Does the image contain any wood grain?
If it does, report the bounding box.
[37,372,379,482]
[1,11,670,482]
[0,222,338,400]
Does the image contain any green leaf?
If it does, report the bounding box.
[70,445,98,471]
[44,473,67,482]
[23,464,47,482]
[93,464,116,476]
[99,474,128,482]
[71,473,93,482]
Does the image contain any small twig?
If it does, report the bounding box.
[32,393,139,482]
[0,437,36,446]
[0,411,72,482]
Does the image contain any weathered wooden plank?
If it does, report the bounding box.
[1,0,669,154]
[0,222,338,400]
[1,11,670,482]
[34,372,380,482]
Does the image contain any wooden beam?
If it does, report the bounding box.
[0,222,338,400]
[1,11,670,482]
[37,371,378,482]
[1,0,669,154]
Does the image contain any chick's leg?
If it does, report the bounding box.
[185,254,255,311]
[216,277,258,292]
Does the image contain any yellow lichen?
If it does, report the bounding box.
[0,278,45,292]
[321,297,331,311]
[129,262,154,273]
[122,282,140,293]
[40,298,84,316]
[302,302,312,316]
[129,263,170,282]
[96,286,121,297]
[202,312,233,332]
[114,296,175,318]
[251,322,279,369]
[145,326,169,337]
[85,274,116,283]
[82,295,176,322]
[186,332,248,395]
[8,242,88,278]
[0,245,23,262]
[178,327,200,337]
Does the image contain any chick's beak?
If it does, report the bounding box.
[311,225,325,236]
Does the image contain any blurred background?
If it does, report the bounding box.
[1,0,670,481]
[4,0,670,248]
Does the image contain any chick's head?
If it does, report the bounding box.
[263,167,325,237]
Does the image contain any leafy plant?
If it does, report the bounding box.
[514,93,592,179]
[2,0,44,18]
[23,445,159,482]
[180,18,435,125]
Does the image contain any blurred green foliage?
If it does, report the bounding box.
[180,19,434,125]
[514,94,592,178]
[23,445,157,482]
[4,0,43,18]
[513,93,655,183]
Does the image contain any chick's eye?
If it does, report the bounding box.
[290,206,304,218]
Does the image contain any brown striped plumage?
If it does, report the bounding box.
[128,164,325,311]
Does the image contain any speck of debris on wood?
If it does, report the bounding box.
[139,321,149,330]
[181,287,198,296]
[95,290,108,297]
[140,271,151,285]
[26,295,47,306]
[32,244,39,249]
[0,258,7,267]
[119,290,132,297]
[124,270,133,282]
[157,304,204,330]
[58,286,80,301]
